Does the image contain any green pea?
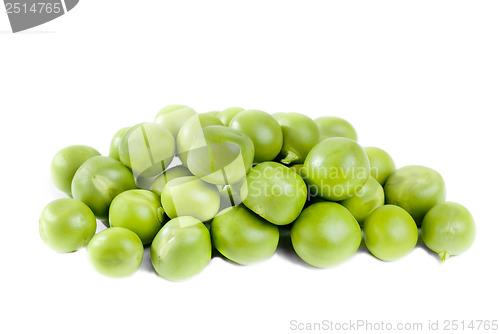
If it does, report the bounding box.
[177,114,223,165]
[314,116,358,141]
[109,189,165,244]
[150,165,193,196]
[291,202,361,268]
[151,216,211,281]
[187,125,254,185]
[161,176,220,222]
[211,205,279,265]
[364,205,418,261]
[217,107,244,126]
[219,180,244,211]
[87,227,144,278]
[109,127,130,161]
[302,137,370,201]
[204,110,220,117]
[39,198,96,253]
[384,165,446,226]
[71,156,137,221]
[154,104,197,138]
[274,113,320,164]
[364,147,396,185]
[289,164,304,177]
[340,176,385,225]
[51,145,101,196]
[118,122,175,178]
[241,162,307,225]
[421,202,476,262]
[229,109,283,163]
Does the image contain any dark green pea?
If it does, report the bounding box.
[314,116,358,141]
[39,198,96,253]
[51,145,101,196]
[241,162,307,225]
[71,156,137,221]
[291,202,361,268]
[151,216,211,281]
[384,165,446,226]
[274,113,320,164]
[211,205,279,265]
[421,202,476,262]
[229,109,283,163]
[364,147,396,185]
[109,127,130,161]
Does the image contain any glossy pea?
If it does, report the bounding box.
[229,109,283,163]
[161,176,220,222]
[71,156,137,221]
[177,114,223,165]
[364,205,418,261]
[109,127,130,161]
[187,125,254,185]
[211,205,279,265]
[384,165,446,226]
[154,104,196,138]
[150,165,193,196]
[274,113,320,164]
[421,202,476,262]
[109,189,166,244]
[39,198,96,253]
[87,227,144,278]
[241,162,307,225]
[217,107,244,126]
[314,116,358,141]
[364,147,396,185]
[151,216,211,281]
[302,137,370,201]
[291,202,361,268]
[340,176,385,226]
[51,145,101,196]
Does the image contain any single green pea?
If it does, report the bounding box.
[177,114,223,165]
[150,165,193,196]
[87,227,144,278]
[71,156,137,221]
[151,216,211,281]
[118,122,175,178]
[364,147,396,185]
[109,189,166,244]
[154,104,197,138]
[421,202,476,262]
[187,125,254,185]
[39,198,96,253]
[340,176,385,225]
[211,205,279,265]
[161,176,220,222]
[217,107,244,126]
[314,116,358,141]
[241,162,307,225]
[274,113,320,164]
[302,137,370,201]
[291,202,361,268]
[229,109,283,163]
[364,205,418,261]
[51,145,101,196]
[109,127,130,161]
[384,165,446,226]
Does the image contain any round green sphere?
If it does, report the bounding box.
[364,147,396,185]
[217,107,244,126]
[109,127,130,161]
[340,176,385,225]
[150,165,193,196]
[314,116,357,141]
[154,104,196,138]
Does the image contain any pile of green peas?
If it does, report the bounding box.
[40,105,476,280]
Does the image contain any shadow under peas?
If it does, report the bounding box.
[415,230,442,264]
[275,225,319,270]
[139,247,156,274]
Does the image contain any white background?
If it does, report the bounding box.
[1,1,499,333]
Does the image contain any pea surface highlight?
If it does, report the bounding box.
[151,216,211,281]
[291,202,361,268]
[363,205,418,261]
[87,227,144,278]
[211,205,279,265]
[39,198,96,253]
[421,202,476,262]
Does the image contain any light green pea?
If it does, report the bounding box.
[154,104,196,138]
